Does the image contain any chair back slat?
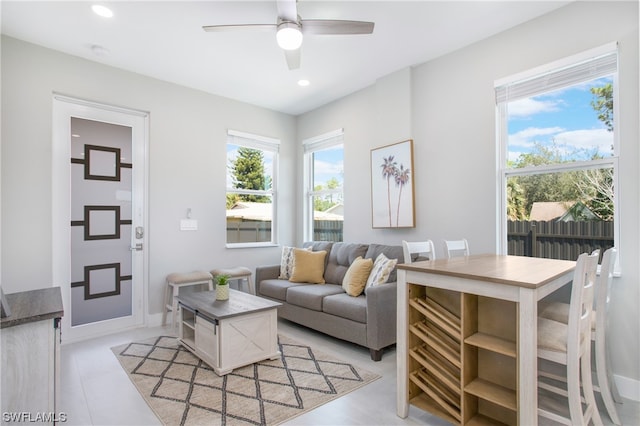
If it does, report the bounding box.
[402,240,436,263]
[444,238,469,259]
[567,251,600,358]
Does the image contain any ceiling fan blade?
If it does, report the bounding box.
[203,24,276,32]
[301,20,374,35]
[284,48,301,70]
[276,0,298,22]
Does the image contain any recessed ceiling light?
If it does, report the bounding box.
[298,79,310,87]
[92,5,113,18]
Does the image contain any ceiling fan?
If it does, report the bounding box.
[202,0,374,70]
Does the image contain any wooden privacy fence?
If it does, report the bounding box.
[508,220,614,261]
[313,220,344,242]
[226,219,344,243]
[227,219,612,260]
[226,220,271,243]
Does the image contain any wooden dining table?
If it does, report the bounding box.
[396,254,576,425]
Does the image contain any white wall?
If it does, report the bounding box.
[297,1,639,389]
[1,36,297,318]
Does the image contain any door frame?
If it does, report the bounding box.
[52,94,149,343]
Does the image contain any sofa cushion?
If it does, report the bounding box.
[323,293,367,323]
[324,243,369,285]
[342,256,373,297]
[289,248,327,284]
[365,253,398,294]
[364,243,403,282]
[286,284,344,311]
[259,279,303,301]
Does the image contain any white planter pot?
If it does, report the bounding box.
[216,285,229,301]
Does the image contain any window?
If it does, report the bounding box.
[303,129,344,242]
[496,43,618,261]
[226,130,279,246]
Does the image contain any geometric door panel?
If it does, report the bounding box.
[69,117,133,326]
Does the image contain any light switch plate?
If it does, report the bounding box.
[180,219,198,231]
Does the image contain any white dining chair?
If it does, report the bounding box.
[539,247,621,424]
[443,238,469,258]
[537,251,602,426]
[402,240,436,264]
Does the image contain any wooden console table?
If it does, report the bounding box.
[396,254,576,425]
[177,289,281,375]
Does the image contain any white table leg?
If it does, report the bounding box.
[518,288,538,425]
[396,269,409,418]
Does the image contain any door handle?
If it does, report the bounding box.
[130,243,143,251]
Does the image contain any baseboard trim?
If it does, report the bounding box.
[615,374,640,401]
[146,312,164,327]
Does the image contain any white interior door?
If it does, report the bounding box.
[53,96,148,343]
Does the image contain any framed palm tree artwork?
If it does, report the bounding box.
[371,139,415,228]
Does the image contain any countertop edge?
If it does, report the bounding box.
[1,287,64,329]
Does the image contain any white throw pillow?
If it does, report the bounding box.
[365,253,398,292]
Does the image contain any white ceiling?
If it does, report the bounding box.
[1,1,571,115]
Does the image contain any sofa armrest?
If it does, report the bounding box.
[255,265,281,295]
[365,281,397,351]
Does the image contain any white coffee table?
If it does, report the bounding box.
[177,289,281,375]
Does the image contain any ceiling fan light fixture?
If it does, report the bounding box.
[276,22,303,50]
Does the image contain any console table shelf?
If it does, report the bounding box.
[464,333,516,358]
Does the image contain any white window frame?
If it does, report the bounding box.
[303,129,344,242]
[226,129,279,248]
[495,43,620,264]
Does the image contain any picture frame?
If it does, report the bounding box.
[370,139,415,228]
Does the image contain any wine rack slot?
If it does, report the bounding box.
[410,322,460,368]
[410,297,460,338]
[410,369,462,422]
[410,345,460,395]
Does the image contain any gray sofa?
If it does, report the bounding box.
[255,241,404,361]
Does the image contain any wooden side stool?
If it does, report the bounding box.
[162,271,213,330]
[210,267,254,295]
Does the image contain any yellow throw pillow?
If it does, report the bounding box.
[289,249,327,284]
[278,246,311,279]
[342,256,374,297]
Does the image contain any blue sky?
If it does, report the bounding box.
[312,146,344,188]
[507,77,614,164]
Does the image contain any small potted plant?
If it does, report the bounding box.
[215,274,230,301]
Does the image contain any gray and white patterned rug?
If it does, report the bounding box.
[111,335,380,425]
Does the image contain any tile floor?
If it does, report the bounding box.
[59,319,639,425]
